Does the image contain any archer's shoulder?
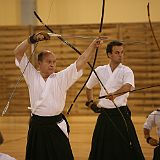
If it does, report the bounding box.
[121,64,133,72]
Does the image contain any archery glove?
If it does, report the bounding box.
[85,100,101,113]
[147,137,159,146]
[28,32,50,44]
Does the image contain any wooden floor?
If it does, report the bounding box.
[0,115,156,160]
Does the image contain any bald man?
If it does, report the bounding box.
[14,32,104,160]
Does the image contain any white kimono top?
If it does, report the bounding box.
[0,153,16,160]
[86,63,135,108]
[15,54,83,136]
[144,110,160,137]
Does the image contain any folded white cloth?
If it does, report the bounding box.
[0,153,16,160]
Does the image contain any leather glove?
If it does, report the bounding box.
[147,137,159,146]
[85,100,101,113]
[28,32,50,44]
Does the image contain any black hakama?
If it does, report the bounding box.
[26,114,73,160]
[89,106,145,160]
[153,144,160,160]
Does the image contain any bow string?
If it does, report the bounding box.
[1,44,38,116]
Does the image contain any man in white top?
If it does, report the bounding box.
[144,109,160,160]
[0,131,16,160]
[86,40,145,160]
[14,32,104,160]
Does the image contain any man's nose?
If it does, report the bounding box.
[50,63,54,67]
[119,53,123,56]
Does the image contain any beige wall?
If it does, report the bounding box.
[37,0,160,24]
[0,0,160,25]
[0,0,21,25]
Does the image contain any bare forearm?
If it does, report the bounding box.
[144,128,150,138]
[76,43,97,71]
[86,88,94,101]
[76,36,108,71]
[14,32,50,63]
[113,83,132,97]
[14,39,30,63]
[144,127,159,146]
[107,83,133,101]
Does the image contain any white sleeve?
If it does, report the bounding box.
[57,61,83,90]
[15,54,37,86]
[144,111,156,130]
[123,67,135,90]
[0,153,16,160]
[86,68,99,89]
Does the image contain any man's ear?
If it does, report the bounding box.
[37,61,41,69]
[38,60,41,66]
[108,52,112,58]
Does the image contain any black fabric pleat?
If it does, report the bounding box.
[153,145,160,160]
[89,106,145,160]
[26,114,74,160]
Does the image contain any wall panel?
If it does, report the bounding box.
[0,23,160,116]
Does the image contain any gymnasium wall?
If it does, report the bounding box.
[0,23,160,115]
[0,1,160,115]
[0,0,160,25]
